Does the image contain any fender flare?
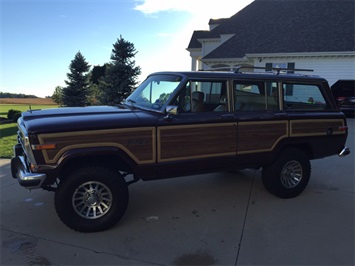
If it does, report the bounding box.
[57,146,137,173]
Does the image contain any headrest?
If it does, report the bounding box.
[192,91,204,101]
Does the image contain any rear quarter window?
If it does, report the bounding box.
[283,83,330,111]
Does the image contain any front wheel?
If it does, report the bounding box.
[55,165,129,232]
[262,148,311,198]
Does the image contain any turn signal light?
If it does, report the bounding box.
[31,144,56,150]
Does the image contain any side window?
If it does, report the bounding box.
[234,81,278,111]
[283,83,329,110]
[172,84,191,112]
[133,74,181,110]
[175,80,228,112]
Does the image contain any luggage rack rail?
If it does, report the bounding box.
[199,65,314,75]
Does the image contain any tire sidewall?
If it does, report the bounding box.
[55,166,128,232]
[262,149,311,198]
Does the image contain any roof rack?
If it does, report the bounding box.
[234,65,314,75]
[198,67,233,72]
[198,65,314,75]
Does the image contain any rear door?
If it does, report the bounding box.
[234,79,289,166]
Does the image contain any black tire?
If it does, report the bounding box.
[55,165,128,232]
[262,148,311,198]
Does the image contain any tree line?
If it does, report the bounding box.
[0,92,38,98]
[52,35,141,107]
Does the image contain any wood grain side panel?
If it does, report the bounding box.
[290,119,345,136]
[238,121,288,154]
[38,128,155,164]
[158,123,236,162]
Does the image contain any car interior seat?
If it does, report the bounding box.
[214,95,227,111]
[191,91,205,112]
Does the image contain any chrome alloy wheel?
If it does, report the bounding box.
[280,160,303,188]
[72,181,113,219]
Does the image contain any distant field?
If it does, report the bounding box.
[0,98,58,118]
[0,98,55,105]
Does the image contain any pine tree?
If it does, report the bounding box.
[99,36,141,105]
[90,64,107,85]
[62,51,91,107]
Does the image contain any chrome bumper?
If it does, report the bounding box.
[339,146,350,157]
[11,156,46,189]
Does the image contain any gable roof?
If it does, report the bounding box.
[208,18,229,27]
[188,0,355,59]
[187,30,211,49]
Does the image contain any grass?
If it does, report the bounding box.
[0,103,58,158]
[0,123,18,158]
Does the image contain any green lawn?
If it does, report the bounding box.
[0,123,18,158]
[0,104,58,158]
[0,104,57,118]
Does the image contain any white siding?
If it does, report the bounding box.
[201,39,221,57]
[254,56,355,86]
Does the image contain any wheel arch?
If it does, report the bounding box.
[280,143,314,159]
[260,141,313,169]
[56,146,137,179]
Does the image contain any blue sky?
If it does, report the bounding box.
[1,0,253,97]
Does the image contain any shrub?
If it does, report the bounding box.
[7,109,22,122]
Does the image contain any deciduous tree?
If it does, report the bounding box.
[52,86,63,106]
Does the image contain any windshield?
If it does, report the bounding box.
[126,74,182,111]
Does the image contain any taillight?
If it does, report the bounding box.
[339,126,348,132]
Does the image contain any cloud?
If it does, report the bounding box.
[134,0,189,14]
[134,0,253,18]
[134,0,254,79]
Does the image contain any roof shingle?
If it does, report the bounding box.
[188,0,355,59]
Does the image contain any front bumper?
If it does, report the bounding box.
[11,156,46,189]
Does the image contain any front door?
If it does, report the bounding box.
[157,79,237,177]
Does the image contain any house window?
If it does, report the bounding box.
[265,62,294,71]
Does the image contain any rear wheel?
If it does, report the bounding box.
[262,148,311,198]
[55,165,128,232]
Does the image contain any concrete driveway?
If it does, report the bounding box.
[1,119,354,266]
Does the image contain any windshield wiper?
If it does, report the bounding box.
[121,99,136,109]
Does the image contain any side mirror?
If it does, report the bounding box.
[164,105,179,120]
[165,105,179,115]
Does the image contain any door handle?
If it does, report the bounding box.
[220,114,236,119]
[274,113,288,117]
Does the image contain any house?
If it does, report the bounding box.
[186,0,355,86]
